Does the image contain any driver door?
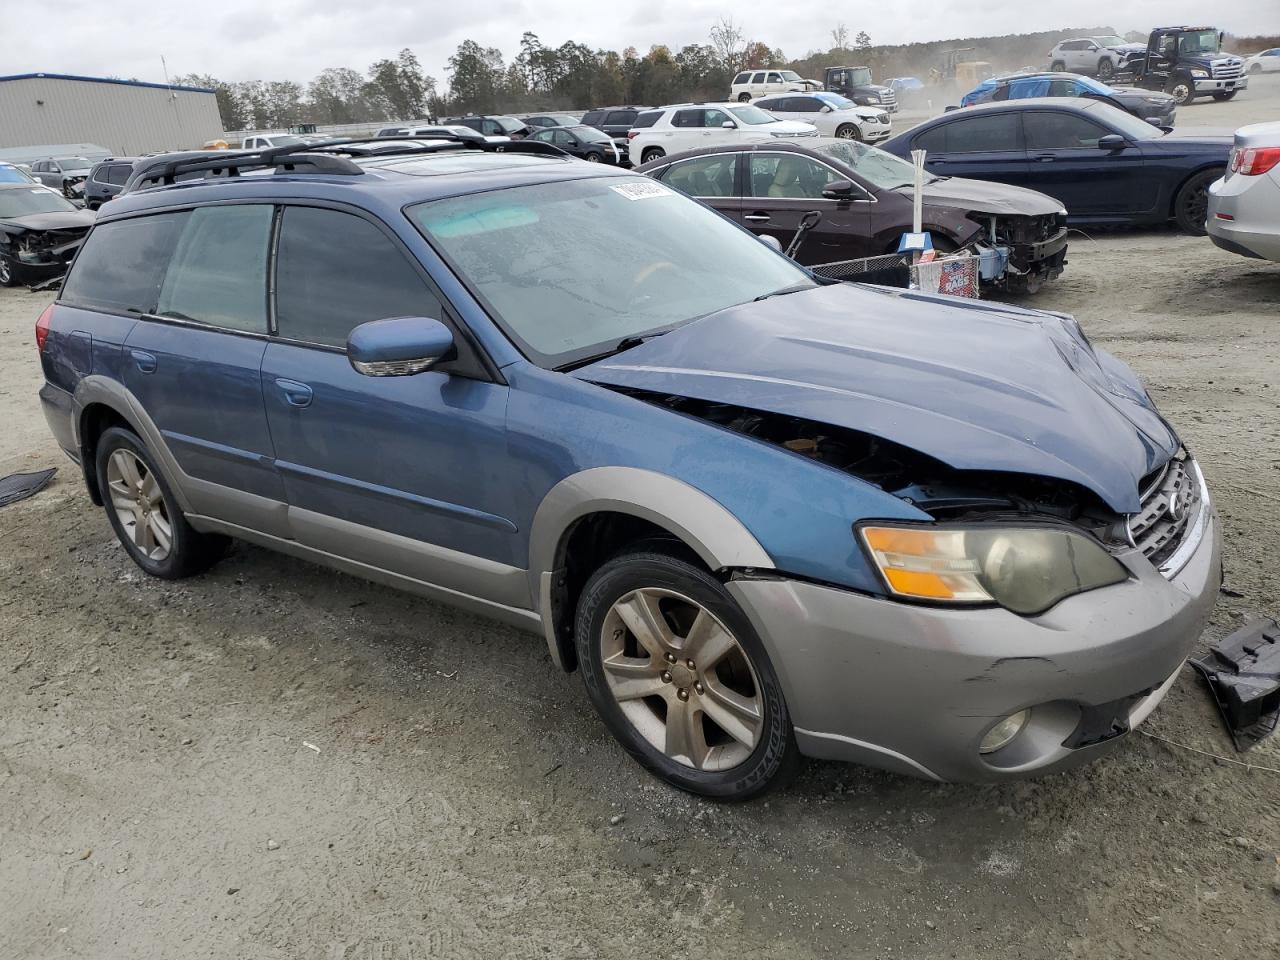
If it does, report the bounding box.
[1021,109,1153,216]
[743,152,873,263]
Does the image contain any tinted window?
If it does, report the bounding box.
[581,111,604,126]
[789,97,821,113]
[61,212,187,315]
[673,109,704,128]
[751,72,765,83]
[1023,111,1107,149]
[155,205,272,333]
[734,72,750,84]
[605,110,637,126]
[107,164,132,186]
[749,154,837,198]
[275,206,441,348]
[531,129,555,143]
[661,154,737,197]
[631,111,661,129]
[924,114,1021,152]
[551,129,575,147]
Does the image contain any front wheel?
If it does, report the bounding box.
[1213,90,1238,101]
[1173,168,1220,235]
[1050,61,1066,72]
[1096,58,1115,80]
[1165,75,1194,104]
[0,256,16,287]
[575,549,801,799]
[834,123,862,141]
[583,151,602,162]
[640,147,665,164]
[95,426,228,579]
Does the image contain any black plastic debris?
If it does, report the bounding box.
[0,467,57,508]
[1190,618,1280,751]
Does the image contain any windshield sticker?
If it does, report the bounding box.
[611,181,674,201]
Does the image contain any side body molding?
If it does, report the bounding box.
[527,466,774,670]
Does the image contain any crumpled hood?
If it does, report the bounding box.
[1,209,95,231]
[574,283,1178,513]
[919,176,1064,217]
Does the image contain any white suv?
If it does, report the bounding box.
[628,103,817,165]
[753,92,892,143]
[730,69,822,101]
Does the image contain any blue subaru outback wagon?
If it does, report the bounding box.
[36,139,1220,798]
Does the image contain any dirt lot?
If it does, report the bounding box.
[4,84,1280,960]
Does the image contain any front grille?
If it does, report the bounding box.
[1129,456,1203,574]
[1212,61,1243,80]
[879,90,897,107]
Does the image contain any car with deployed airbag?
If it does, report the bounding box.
[36,138,1219,799]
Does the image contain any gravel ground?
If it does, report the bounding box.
[3,82,1280,960]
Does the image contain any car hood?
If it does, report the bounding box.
[918,175,1064,216]
[1106,43,1147,55]
[0,209,94,231]
[573,283,1177,513]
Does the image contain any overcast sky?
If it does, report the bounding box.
[3,1,1276,87]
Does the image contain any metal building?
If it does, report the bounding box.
[0,73,224,156]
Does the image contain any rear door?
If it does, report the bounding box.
[112,204,288,535]
[912,111,1029,187]
[1021,108,1152,216]
[259,204,521,594]
[743,151,874,262]
[669,109,705,153]
[653,152,742,221]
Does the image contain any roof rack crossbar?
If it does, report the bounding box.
[133,141,364,189]
[309,137,569,160]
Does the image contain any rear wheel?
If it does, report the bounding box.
[1165,75,1194,104]
[1050,61,1066,72]
[1097,58,1115,80]
[1212,90,1238,102]
[640,147,665,164]
[575,549,801,799]
[94,426,228,579]
[1173,168,1220,235]
[834,123,862,141]
[0,257,16,287]
[737,92,752,102]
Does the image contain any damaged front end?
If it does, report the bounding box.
[966,210,1069,295]
[0,224,91,288]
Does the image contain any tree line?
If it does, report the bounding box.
[178,19,875,132]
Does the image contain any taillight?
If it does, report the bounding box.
[1230,146,1280,176]
[35,303,53,353]
[627,131,639,139]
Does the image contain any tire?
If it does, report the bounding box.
[1172,168,1221,235]
[1050,61,1066,72]
[574,549,801,800]
[1249,63,1261,75]
[0,256,16,287]
[1213,90,1238,102]
[1165,75,1194,104]
[737,92,752,102]
[583,151,602,162]
[834,123,862,141]
[1097,58,1115,80]
[640,147,665,164]
[94,426,228,579]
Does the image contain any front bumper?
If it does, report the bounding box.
[730,499,1221,783]
[1194,75,1247,93]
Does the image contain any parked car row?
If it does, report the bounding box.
[959,72,1177,128]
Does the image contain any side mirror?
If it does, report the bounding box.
[822,179,858,200]
[347,316,455,377]
[757,234,782,252]
[819,104,833,113]
[721,119,737,129]
[1097,134,1127,151]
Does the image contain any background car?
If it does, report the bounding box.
[1207,121,1280,261]
[636,139,1068,291]
[580,106,651,138]
[0,182,94,286]
[375,124,498,144]
[729,69,821,101]
[522,113,582,129]
[529,124,628,164]
[882,98,1230,234]
[29,157,92,199]
[1049,36,1146,80]
[1243,48,1280,74]
[84,157,140,210]
[753,92,892,143]
[444,115,531,139]
[961,73,1177,128]
[0,162,37,185]
[628,103,817,166]
[241,134,311,149]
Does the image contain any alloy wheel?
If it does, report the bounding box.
[1178,178,1210,230]
[0,257,11,285]
[599,587,763,771]
[835,124,861,141]
[106,449,172,561]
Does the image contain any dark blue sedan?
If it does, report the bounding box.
[881,98,1230,233]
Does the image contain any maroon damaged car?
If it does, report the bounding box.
[637,138,1068,293]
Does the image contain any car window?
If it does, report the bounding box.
[552,129,575,147]
[1024,111,1107,149]
[581,111,603,126]
[605,110,636,126]
[531,129,555,143]
[107,164,132,186]
[275,206,441,348]
[631,111,661,129]
[791,97,822,113]
[0,166,31,183]
[734,72,750,84]
[767,72,782,83]
[91,165,111,184]
[922,114,1021,153]
[61,212,188,315]
[660,154,738,197]
[1048,79,1084,96]
[673,109,704,128]
[704,108,732,127]
[749,154,837,199]
[155,205,272,334]
[751,72,765,83]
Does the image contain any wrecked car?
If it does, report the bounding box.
[638,139,1068,293]
[0,183,94,287]
[37,141,1218,799]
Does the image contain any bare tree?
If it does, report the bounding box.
[831,23,850,52]
[710,16,748,73]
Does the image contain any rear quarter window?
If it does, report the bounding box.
[631,111,661,129]
[60,213,188,315]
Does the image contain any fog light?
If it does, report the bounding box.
[979,710,1030,755]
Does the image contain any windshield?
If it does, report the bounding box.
[408,177,811,367]
[850,67,873,86]
[0,165,34,184]
[1087,102,1163,140]
[0,186,78,217]
[1178,30,1220,55]
[729,104,777,125]
[779,71,802,82]
[815,140,917,190]
[56,157,92,172]
[494,116,526,132]
[815,92,857,110]
[576,126,611,143]
[1093,36,1126,47]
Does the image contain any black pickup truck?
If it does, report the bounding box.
[1115,26,1248,105]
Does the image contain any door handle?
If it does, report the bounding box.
[1031,154,1057,162]
[130,349,157,374]
[744,213,771,222]
[275,378,313,408]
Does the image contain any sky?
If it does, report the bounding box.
[2,0,1276,88]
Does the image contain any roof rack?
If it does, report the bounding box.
[307,137,569,160]
[128,141,363,191]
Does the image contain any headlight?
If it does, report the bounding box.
[859,524,1128,615]
[1190,69,1209,78]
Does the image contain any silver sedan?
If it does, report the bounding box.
[1208,121,1280,261]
